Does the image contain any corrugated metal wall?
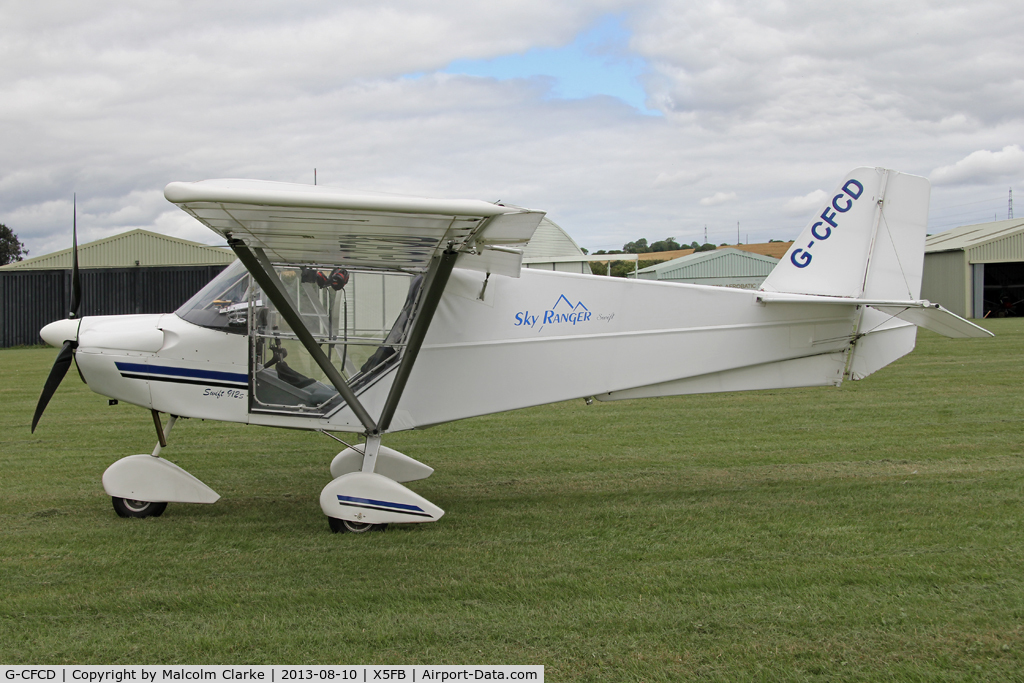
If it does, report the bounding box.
[921,251,968,317]
[2,229,235,270]
[0,271,66,348]
[967,232,1024,263]
[523,261,592,273]
[0,265,227,347]
[522,218,586,259]
[658,253,776,280]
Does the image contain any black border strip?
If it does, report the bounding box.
[120,373,248,389]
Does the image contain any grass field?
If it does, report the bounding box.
[1,320,1023,680]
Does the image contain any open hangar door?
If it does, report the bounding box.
[977,261,1024,318]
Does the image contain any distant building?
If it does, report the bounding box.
[627,241,794,264]
[0,228,234,270]
[0,229,233,347]
[521,218,593,274]
[923,219,1024,318]
[632,248,779,289]
[586,241,794,275]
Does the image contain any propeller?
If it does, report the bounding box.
[31,195,83,433]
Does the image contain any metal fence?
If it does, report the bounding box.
[0,265,227,347]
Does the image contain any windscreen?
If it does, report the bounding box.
[175,260,252,334]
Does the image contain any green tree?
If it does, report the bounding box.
[0,224,28,265]
[649,237,681,252]
[608,260,637,277]
[622,238,650,254]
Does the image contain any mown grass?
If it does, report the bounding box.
[1,321,1022,680]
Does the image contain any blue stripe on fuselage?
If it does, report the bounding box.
[115,361,247,385]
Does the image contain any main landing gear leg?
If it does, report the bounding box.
[330,434,387,533]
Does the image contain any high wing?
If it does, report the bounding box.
[164,179,545,277]
[165,179,547,437]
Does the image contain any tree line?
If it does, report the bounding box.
[591,237,717,256]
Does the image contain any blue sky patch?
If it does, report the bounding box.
[443,14,658,115]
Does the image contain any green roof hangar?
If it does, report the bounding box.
[632,248,780,289]
[0,229,233,347]
[922,219,1024,319]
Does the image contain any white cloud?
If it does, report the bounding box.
[1,1,1023,255]
[929,145,1024,186]
[783,189,826,216]
[653,169,711,186]
[699,191,737,207]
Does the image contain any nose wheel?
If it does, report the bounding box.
[112,497,168,518]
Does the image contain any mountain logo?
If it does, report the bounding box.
[514,295,593,330]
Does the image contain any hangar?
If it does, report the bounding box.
[521,217,593,273]
[632,248,779,289]
[922,219,1024,319]
[0,229,233,347]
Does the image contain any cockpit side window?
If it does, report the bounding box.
[175,260,253,334]
[249,266,420,416]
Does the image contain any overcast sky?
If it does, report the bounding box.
[2,1,1023,258]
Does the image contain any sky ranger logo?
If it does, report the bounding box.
[514,294,592,330]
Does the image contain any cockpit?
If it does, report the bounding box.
[176,260,422,417]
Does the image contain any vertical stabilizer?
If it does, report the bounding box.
[761,168,930,301]
[761,168,932,381]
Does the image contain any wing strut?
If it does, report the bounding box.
[228,239,379,434]
[377,248,458,433]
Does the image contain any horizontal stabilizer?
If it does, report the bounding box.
[873,305,993,338]
[756,292,993,339]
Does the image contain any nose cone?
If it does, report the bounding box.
[40,318,80,348]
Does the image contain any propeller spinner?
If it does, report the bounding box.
[31,196,84,433]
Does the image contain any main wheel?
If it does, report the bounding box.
[112,497,168,518]
[327,517,387,533]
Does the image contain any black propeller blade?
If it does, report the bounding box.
[70,194,81,318]
[32,195,84,432]
[31,340,77,433]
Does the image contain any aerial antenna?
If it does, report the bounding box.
[737,221,740,245]
[704,225,707,244]
[314,168,317,186]
[1009,188,1013,220]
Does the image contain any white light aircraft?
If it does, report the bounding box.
[32,167,992,533]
